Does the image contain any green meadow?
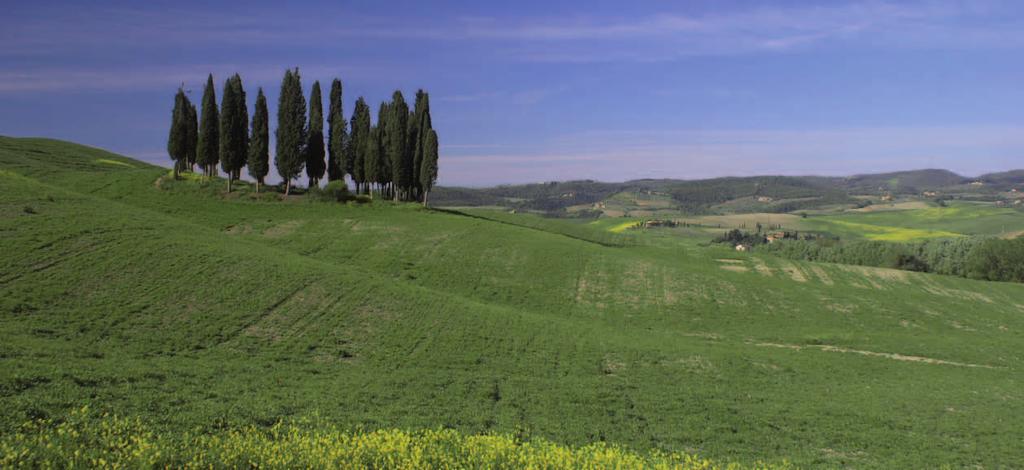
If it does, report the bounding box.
[3,137,1024,468]
[801,203,1024,241]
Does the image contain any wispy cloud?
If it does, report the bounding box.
[0,63,392,93]
[441,125,1024,185]
[435,87,566,106]
[5,1,1024,64]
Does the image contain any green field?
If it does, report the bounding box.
[803,203,1024,241]
[3,137,1024,468]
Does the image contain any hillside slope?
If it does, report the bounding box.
[2,137,1024,468]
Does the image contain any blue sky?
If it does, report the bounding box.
[1,0,1023,186]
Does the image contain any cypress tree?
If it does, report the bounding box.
[185,99,198,172]
[376,101,391,197]
[196,74,219,180]
[235,78,248,182]
[386,91,410,201]
[420,129,439,206]
[305,81,326,187]
[409,90,432,201]
[327,78,348,183]
[349,97,371,194]
[247,88,270,192]
[219,74,248,192]
[275,68,307,195]
[365,125,380,198]
[167,88,188,179]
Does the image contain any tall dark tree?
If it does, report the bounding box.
[409,90,432,200]
[247,88,270,192]
[167,88,189,178]
[372,101,391,197]
[420,129,439,206]
[275,68,307,195]
[365,125,380,198]
[349,97,371,194]
[196,74,220,180]
[234,79,248,182]
[219,74,248,192]
[327,78,348,183]
[185,99,198,172]
[386,91,410,201]
[305,81,326,187]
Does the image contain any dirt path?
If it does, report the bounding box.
[751,341,998,369]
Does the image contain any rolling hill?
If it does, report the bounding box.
[432,168,1024,216]
[2,136,1024,467]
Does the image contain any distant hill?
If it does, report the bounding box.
[979,169,1024,187]
[434,168,1021,214]
[840,169,966,194]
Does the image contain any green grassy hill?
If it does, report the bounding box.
[3,136,1024,468]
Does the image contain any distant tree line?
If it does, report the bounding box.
[764,236,1024,283]
[167,69,439,203]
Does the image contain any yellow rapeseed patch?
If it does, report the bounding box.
[0,407,791,469]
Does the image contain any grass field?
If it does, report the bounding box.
[3,136,1024,467]
[644,201,1023,242]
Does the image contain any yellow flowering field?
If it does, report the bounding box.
[0,407,790,469]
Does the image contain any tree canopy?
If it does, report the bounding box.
[196,74,219,179]
[305,81,326,187]
[219,74,248,192]
[327,79,348,183]
[247,87,270,192]
[275,68,307,195]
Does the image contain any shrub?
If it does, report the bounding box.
[307,181,352,202]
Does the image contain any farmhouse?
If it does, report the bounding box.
[644,219,678,229]
[735,244,750,252]
[923,191,938,197]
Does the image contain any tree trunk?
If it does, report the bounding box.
[227,174,232,193]
[285,179,291,196]
[422,189,428,207]
[256,180,260,193]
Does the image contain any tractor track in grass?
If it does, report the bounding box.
[751,341,999,369]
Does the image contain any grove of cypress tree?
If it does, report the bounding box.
[275,68,307,195]
[196,74,220,180]
[219,74,248,192]
[386,91,410,201]
[327,78,348,183]
[420,129,439,206]
[247,88,270,192]
[349,97,371,194]
[305,81,326,187]
[167,88,188,179]
[185,99,198,172]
